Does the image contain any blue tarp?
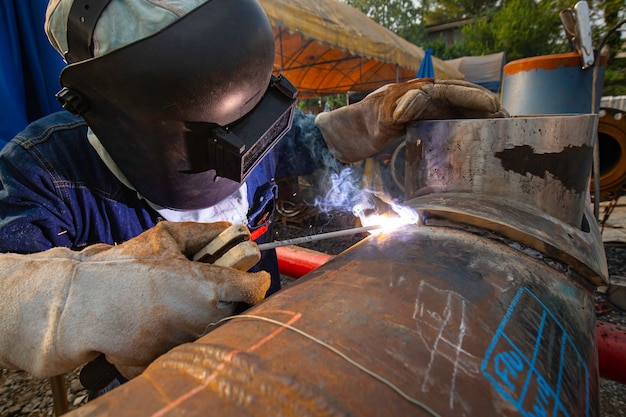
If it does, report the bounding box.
[416,48,434,78]
[0,1,65,148]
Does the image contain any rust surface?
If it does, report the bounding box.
[68,225,600,417]
[495,144,593,194]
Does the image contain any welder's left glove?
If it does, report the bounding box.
[315,78,509,163]
[0,221,270,379]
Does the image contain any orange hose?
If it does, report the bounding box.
[276,245,333,278]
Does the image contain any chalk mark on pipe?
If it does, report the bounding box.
[412,281,477,413]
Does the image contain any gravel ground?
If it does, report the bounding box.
[597,244,626,416]
[1,212,625,416]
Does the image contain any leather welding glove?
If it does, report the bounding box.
[0,221,270,379]
[315,78,510,162]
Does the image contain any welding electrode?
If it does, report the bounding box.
[257,224,386,251]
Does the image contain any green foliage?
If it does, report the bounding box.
[462,0,571,61]
[343,0,422,38]
[424,0,498,25]
[591,0,626,61]
[603,58,626,96]
[423,36,470,60]
[589,0,626,96]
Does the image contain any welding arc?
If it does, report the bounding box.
[256,224,385,251]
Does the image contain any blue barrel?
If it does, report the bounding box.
[501,52,606,115]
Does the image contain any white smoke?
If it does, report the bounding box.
[312,165,419,226]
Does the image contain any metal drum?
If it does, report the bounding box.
[501,52,606,116]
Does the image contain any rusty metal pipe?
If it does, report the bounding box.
[67,220,601,417]
[65,115,607,416]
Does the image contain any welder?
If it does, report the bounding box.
[0,0,507,394]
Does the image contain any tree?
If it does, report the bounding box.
[590,0,626,95]
[342,0,422,39]
[458,0,624,93]
[423,0,498,25]
[462,0,571,61]
[590,0,625,61]
[422,35,471,60]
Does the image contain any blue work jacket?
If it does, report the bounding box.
[0,111,294,295]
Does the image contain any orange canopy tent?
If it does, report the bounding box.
[257,0,464,98]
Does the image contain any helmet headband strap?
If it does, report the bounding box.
[66,0,112,63]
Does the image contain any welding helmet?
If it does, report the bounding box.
[45,0,296,209]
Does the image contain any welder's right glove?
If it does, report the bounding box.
[315,78,509,162]
[0,221,270,379]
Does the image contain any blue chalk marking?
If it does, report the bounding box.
[482,288,525,368]
[494,350,525,391]
[519,311,547,405]
[482,288,590,417]
[553,332,567,417]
